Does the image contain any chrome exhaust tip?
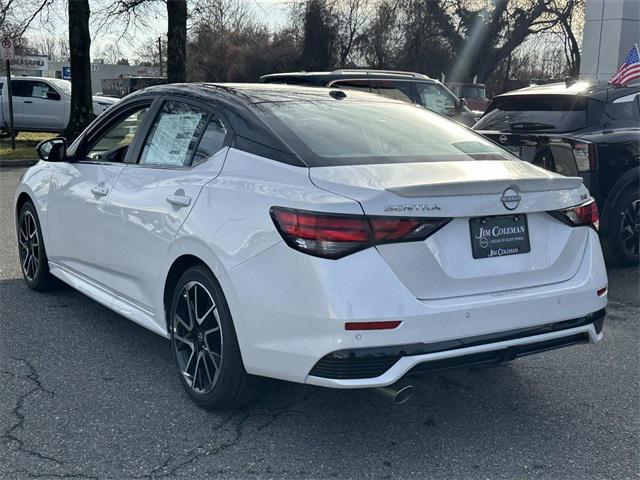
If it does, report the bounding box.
[376,384,415,405]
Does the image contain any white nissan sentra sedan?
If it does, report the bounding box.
[15,83,607,410]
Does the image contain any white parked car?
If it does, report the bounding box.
[0,76,118,135]
[14,84,608,410]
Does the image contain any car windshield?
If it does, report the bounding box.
[256,100,517,167]
[475,95,587,132]
[48,78,72,96]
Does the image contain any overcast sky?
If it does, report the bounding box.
[26,0,292,60]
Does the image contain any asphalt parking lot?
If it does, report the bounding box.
[0,166,638,480]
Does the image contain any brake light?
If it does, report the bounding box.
[573,142,596,172]
[549,199,599,230]
[270,207,451,259]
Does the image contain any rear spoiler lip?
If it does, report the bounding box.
[386,176,583,198]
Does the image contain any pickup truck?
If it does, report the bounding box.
[0,76,118,135]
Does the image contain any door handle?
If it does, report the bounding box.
[91,185,109,197]
[24,100,33,104]
[166,195,191,207]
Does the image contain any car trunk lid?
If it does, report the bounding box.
[310,160,591,300]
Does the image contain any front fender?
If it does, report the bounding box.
[14,163,52,246]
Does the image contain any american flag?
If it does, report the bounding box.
[609,45,640,86]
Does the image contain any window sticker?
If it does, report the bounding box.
[32,84,50,98]
[144,112,204,166]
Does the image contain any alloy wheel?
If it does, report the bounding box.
[172,281,223,394]
[18,211,40,281]
[620,199,640,257]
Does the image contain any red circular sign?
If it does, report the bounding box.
[1,38,12,49]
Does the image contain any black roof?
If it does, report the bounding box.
[131,82,401,105]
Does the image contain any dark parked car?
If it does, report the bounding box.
[260,69,480,126]
[474,81,640,266]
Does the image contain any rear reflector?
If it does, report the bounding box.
[270,207,451,259]
[549,198,599,231]
[345,321,402,331]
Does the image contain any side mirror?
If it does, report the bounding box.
[46,91,61,101]
[36,137,67,162]
[458,98,468,112]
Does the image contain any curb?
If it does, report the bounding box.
[0,159,38,168]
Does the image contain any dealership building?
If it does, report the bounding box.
[580,0,640,82]
[2,56,160,95]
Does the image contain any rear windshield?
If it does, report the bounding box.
[475,95,587,132]
[255,100,517,167]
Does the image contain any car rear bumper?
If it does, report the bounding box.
[306,309,604,388]
[223,229,607,387]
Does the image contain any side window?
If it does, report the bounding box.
[415,83,457,114]
[371,80,413,103]
[30,81,59,100]
[603,93,640,123]
[139,101,208,167]
[192,118,228,165]
[86,106,150,162]
[11,80,32,97]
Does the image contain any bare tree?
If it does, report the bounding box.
[423,0,570,83]
[0,0,56,37]
[95,0,188,81]
[360,0,400,69]
[64,0,94,141]
[97,43,125,64]
[334,0,369,67]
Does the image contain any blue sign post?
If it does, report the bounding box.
[62,66,71,80]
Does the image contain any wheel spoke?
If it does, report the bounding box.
[193,352,203,390]
[198,304,215,324]
[31,256,38,277]
[186,287,196,326]
[206,348,221,370]
[201,351,213,387]
[174,333,193,349]
[175,313,192,332]
[204,326,219,336]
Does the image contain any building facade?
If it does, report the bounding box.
[581,0,640,82]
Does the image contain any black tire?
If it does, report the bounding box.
[602,186,640,267]
[17,202,57,291]
[169,265,261,410]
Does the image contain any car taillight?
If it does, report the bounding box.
[270,207,451,259]
[549,199,599,231]
[573,142,596,172]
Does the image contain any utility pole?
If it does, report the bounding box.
[158,37,163,77]
[1,37,16,150]
[5,58,15,150]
